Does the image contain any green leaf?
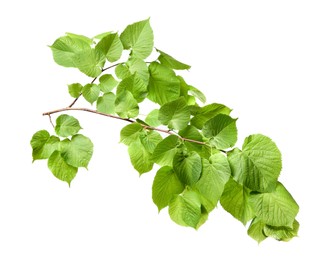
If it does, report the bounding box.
[169,188,202,229]
[228,134,282,192]
[140,130,162,153]
[65,32,93,45]
[96,92,116,114]
[120,123,143,145]
[115,90,139,118]
[156,49,191,70]
[73,48,104,77]
[147,62,180,105]
[68,83,83,98]
[152,166,184,211]
[82,83,101,104]
[173,150,202,186]
[178,125,203,154]
[191,103,232,129]
[263,219,299,242]
[93,31,112,40]
[49,36,90,67]
[247,218,267,243]
[99,74,118,93]
[48,151,78,186]
[30,130,60,161]
[115,57,149,84]
[95,33,123,62]
[202,114,238,150]
[128,139,153,174]
[220,178,255,225]
[116,74,148,103]
[61,134,93,168]
[249,182,299,228]
[55,114,82,137]
[120,18,154,59]
[151,135,180,166]
[158,97,190,130]
[145,109,161,127]
[194,153,231,211]
[188,85,206,103]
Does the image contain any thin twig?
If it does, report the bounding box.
[48,114,55,128]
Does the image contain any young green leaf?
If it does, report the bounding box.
[128,139,153,174]
[202,114,238,150]
[145,109,161,127]
[151,135,181,166]
[120,18,154,59]
[65,32,93,45]
[158,97,190,130]
[82,83,101,104]
[178,125,204,154]
[220,178,255,225]
[152,166,185,212]
[169,188,202,229]
[55,114,82,137]
[30,130,60,161]
[61,134,93,168]
[173,150,202,186]
[247,218,267,243]
[116,74,148,103]
[68,83,83,98]
[188,85,206,103]
[263,219,299,242]
[140,130,162,153]
[48,151,78,186]
[191,103,232,129]
[120,123,144,145]
[99,74,118,93]
[156,48,191,70]
[115,57,149,84]
[228,134,282,192]
[96,93,116,115]
[147,62,180,105]
[115,90,139,118]
[95,33,123,62]
[249,182,299,228]
[75,48,105,77]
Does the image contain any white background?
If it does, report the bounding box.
[1,0,328,259]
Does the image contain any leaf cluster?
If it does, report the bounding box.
[31,19,299,242]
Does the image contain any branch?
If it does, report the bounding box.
[42,107,207,146]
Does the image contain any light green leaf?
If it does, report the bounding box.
[128,139,153,174]
[140,130,162,153]
[55,114,82,137]
[96,92,116,114]
[228,134,282,192]
[115,57,149,84]
[249,182,299,228]
[48,151,78,186]
[116,74,148,102]
[120,18,154,59]
[158,97,190,130]
[147,62,180,105]
[156,49,191,70]
[99,74,118,93]
[93,32,112,40]
[169,188,202,229]
[115,90,139,118]
[61,134,93,168]
[194,153,231,211]
[220,178,255,225]
[151,135,180,166]
[202,114,238,150]
[120,123,143,145]
[247,218,267,243]
[68,83,83,98]
[152,166,184,211]
[30,130,60,161]
[191,103,232,129]
[173,150,202,185]
[82,83,100,104]
[145,109,161,127]
[188,85,206,103]
[263,219,299,242]
[49,36,90,67]
[73,48,104,77]
[178,125,203,154]
[95,33,123,62]
[65,32,93,45]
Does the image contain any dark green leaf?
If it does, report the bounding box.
[48,151,78,186]
[147,62,180,105]
[120,18,154,59]
[128,139,153,174]
[55,114,82,137]
[115,90,139,118]
[116,74,148,103]
[68,83,83,98]
[202,114,238,150]
[158,97,190,130]
[152,166,184,211]
[82,83,100,104]
[95,33,123,62]
[99,74,118,93]
[96,92,116,114]
[145,109,161,127]
[156,48,191,70]
[30,130,60,161]
[151,135,180,166]
[173,151,202,186]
